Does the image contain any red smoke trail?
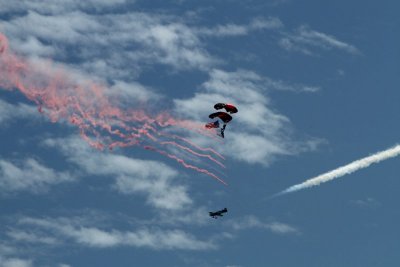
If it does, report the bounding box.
[144,146,227,185]
[113,120,225,167]
[159,141,225,168]
[134,122,225,167]
[133,121,225,161]
[158,133,225,160]
[0,33,225,183]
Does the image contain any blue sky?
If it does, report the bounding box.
[0,0,399,266]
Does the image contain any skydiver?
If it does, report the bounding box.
[220,123,226,138]
[205,103,238,138]
[206,111,232,138]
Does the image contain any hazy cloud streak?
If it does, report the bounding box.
[280,25,360,55]
[0,158,73,194]
[18,216,216,250]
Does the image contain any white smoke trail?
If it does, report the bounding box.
[277,144,400,196]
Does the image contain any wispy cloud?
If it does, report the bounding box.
[264,77,320,93]
[228,215,299,234]
[16,216,215,250]
[107,81,162,106]
[44,136,193,211]
[157,206,210,226]
[197,17,283,37]
[0,243,32,267]
[0,0,127,15]
[280,25,360,55]
[0,2,301,83]
[0,158,73,195]
[0,244,15,256]
[2,10,216,78]
[174,69,319,165]
[6,230,58,245]
[0,244,32,267]
[0,257,32,267]
[351,197,380,209]
[0,100,39,125]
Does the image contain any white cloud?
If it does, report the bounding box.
[264,77,320,93]
[158,206,209,226]
[2,10,216,79]
[18,216,215,250]
[227,133,289,164]
[351,197,380,209]
[174,69,316,165]
[11,36,56,57]
[107,81,161,105]
[132,21,216,70]
[0,257,32,267]
[0,0,127,15]
[44,136,192,210]
[228,215,299,234]
[0,239,36,266]
[114,175,192,210]
[280,25,360,55]
[0,100,38,125]
[1,4,285,83]
[279,37,313,55]
[0,244,15,256]
[197,17,283,37]
[0,158,73,194]
[6,230,58,245]
[3,11,100,47]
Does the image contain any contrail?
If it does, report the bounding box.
[276,144,400,196]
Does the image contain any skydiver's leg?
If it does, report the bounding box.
[220,123,226,138]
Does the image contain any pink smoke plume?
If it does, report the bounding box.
[0,33,226,184]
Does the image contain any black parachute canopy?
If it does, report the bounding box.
[208,111,232,123]
[214,103,238,114]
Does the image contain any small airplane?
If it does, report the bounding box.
[209,208,228,219]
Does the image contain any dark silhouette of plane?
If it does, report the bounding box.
[209,208,228,219]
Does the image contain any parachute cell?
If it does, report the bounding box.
[213,103,238,114]
[208,112,232,123]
